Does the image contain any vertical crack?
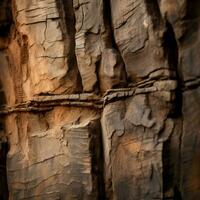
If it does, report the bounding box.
[101,0,123,56]
[0,86,9,200]
[0,68,9,200]
[56,0,83,92]
[101,0,118,49]
[90,121,106,200]
[0,138,9,200]
[0,0,12,199]
[101,0,128,83]
[145,0,163,30]
[162,20,183,199]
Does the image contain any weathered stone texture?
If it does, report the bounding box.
[6,109,102,200]
[0,0,200,200]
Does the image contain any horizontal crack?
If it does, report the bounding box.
[0,78,178,115]
[182,78,200,91]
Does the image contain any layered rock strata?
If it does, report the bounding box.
[0,0,200,200]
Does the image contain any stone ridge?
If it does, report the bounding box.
[0,78,177,114]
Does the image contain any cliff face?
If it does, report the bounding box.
[0,0,200,199]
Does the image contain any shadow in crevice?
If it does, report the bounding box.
[0,0,12,199]
[185,0,200,19]
[162,21,183,200]
[145,0,163,30]
[55,0,83,92]
[0,140,9,200]
[90,121,106,200]
[164,21,182,118]
[102,0,128,86]
[0,0,12,37]
[174,186,182,200]
[0,86,9,200]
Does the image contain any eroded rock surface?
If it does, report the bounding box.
[0,0,200,200]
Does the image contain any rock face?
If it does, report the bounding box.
[0,0,200,199]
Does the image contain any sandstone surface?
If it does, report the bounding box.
[0,0,200,200]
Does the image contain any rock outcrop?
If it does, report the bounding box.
[0,0,200,199]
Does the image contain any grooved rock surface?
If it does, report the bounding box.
[0,0,200,200]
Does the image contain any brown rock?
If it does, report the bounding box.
[0,0,200,199]
[99,48,127,93]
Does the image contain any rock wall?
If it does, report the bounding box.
[0,0,200,199]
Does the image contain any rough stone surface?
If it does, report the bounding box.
[0,0,200,200]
